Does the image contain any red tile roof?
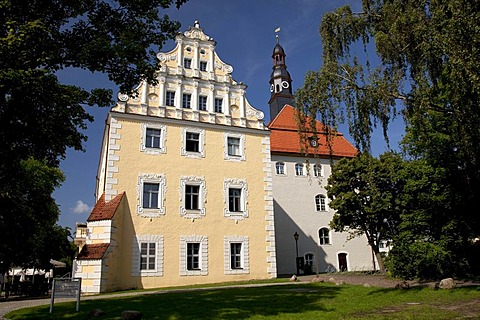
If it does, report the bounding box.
[76,243,110,260]
[87,192,124,222]
[268,105,357,158]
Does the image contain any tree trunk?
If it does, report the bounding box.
[374,250,386,273]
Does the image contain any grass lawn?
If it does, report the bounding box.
[6,282,480,320]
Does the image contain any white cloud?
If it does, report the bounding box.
[72,200,91,214]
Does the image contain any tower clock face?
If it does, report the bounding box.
[270,84,274,92]
[281,81,289,89]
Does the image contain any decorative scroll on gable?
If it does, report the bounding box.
[184,21,212,41]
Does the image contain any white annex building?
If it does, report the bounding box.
[267,39,375,275]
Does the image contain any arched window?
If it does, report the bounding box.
[295,163,304,176]
[315,194,326,211]
[313,164,323,177]
[275,162,285,175]
[319,228,330,245]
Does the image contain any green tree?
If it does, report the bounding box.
[0,0,187,273]
[386,160,461,279]
[327,152,404,272]
[297,0,480,275]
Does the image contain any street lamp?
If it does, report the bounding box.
[293,232,299,275]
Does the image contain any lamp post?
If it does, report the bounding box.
[293,232,299,275]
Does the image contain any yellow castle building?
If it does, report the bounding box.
[72,21,276,294]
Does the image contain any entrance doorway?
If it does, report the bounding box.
[338,253,348,272]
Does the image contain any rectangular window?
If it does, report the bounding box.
[183,58,192,69]
[182,93,192,109]
[198,96,207,111]
[199,61,207,71]
[166,91,175,106]
[186,132,200,152]
[275,162,285,175]
[145,128,161,149]
[143,183,159,208]
[185,185,200,210]
[314,164,323,177]
[227,137,241,156]
[214,98,223,113]
[228,188,242,212]
[230,243,242,269]
[140,242,156,270]
[295,163,304,176]
[187,243,200,270]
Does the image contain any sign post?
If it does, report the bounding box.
[50,278,81,313]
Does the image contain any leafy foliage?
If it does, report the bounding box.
[327,152,404,272]
[0,0,186,272]
[298,0,480,278]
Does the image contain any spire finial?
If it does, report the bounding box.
[274,27,281,43]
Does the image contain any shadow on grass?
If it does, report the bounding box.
[9,284,344,320]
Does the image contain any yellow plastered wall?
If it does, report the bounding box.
[108,115,271,289]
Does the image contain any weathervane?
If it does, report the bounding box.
[275,27,281,43]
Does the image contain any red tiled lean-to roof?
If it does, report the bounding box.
[87,192,125,222]
[268,105,358,158]
[77,243,110,260]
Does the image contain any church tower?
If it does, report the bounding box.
[268,35,295,120]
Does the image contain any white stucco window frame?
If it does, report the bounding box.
[179,176,207,219]
[179,235,208,276]
[140,123,167,155]
[137,173,166,218]
[223,132,246,161]
[181,127,205,158]
[131,234,164,277]
[224,236,250,275]
[224,178,248,220]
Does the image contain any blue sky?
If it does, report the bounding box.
[54,0,404,231]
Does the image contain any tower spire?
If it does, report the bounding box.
[268,31,294,121]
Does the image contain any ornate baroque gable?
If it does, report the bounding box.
[113,21,265,130]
